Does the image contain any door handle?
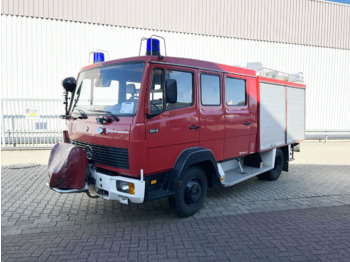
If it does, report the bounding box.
[243,121,251,125]
[189,125,200,130]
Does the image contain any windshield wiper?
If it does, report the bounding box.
[72,108,88,119]
[91,110,120,122]
[70,82,83,112]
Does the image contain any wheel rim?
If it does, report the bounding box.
[184,179,202,205]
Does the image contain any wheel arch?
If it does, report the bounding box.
[167,147,222,192]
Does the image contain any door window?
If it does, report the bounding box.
[201,74,221,105]
[226,77,247,106]
[149,68,194,114]
[166,70,193,110]
[149,68,164,114]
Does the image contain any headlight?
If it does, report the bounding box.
[116,181,135,195]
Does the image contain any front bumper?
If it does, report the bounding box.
[95,171,145,203]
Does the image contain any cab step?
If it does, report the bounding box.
[218,149,276,187]
[221,165,272,187]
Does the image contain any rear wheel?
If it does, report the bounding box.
[173,166,207,218]
[258,149,284,181]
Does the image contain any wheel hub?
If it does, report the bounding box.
[185,180,202,204]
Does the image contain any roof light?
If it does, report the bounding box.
[146,38,160,56]
[93,52,105,63]
[88,50,109,64]
[138,35,167,58]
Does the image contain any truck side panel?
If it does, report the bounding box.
[287,87,306,143]
[259,82,286,150]
[258,77,306,152]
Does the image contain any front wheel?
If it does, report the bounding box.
[258,148,284,181]
[173,166,208,218]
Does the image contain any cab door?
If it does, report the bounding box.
[198,71,225,161]
[223,74,252,159]
[145,65,199,173]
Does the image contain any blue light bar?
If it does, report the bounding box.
[93,52,105,63]
[146,38,160,56]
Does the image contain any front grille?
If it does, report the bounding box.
[69,139,129,170]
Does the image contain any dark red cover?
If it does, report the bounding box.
[48,143,88,189]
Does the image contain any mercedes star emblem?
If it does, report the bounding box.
[85,145,93,160]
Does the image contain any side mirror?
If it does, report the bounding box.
[62,77,77,93]
[165,79,177,104]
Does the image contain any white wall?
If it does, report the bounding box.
[2,15,350,131]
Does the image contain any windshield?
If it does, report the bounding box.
[72,62,144,116]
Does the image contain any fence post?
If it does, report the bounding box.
[1,99,6,148]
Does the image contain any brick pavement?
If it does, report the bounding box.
[1,142,350,261]
[2,206,350,261]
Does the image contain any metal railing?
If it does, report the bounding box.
[306,130,350,142]
[2,99,349,150]
[1,98,65,149]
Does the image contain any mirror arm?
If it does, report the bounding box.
[63,90,69,115]
[62,77,77,115]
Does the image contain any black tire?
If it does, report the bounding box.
[174,166,208,218]
[258,148,284,181]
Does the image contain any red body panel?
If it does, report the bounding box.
[68,55,304,178]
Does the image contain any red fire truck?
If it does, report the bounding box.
[48,36,305,217]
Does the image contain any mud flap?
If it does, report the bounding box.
[48,143,88,190]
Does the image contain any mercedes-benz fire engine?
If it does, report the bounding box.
[48,36,305,217]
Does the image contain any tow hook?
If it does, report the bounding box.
[86,191,100,199]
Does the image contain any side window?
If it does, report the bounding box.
[166,70,193,110]
[226,77,247,106]
[201,74,221,106]
[149,68,164,113]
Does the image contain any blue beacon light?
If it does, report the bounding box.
[146,38,160,56]
[93,52,105,63]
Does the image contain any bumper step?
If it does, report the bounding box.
[146,189,173,201]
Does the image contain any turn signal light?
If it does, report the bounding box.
[129,183,135,195]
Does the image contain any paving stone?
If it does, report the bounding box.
[2,142,350,261]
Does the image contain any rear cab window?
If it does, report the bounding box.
[226,77,247,106]
[200,74,221,106]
